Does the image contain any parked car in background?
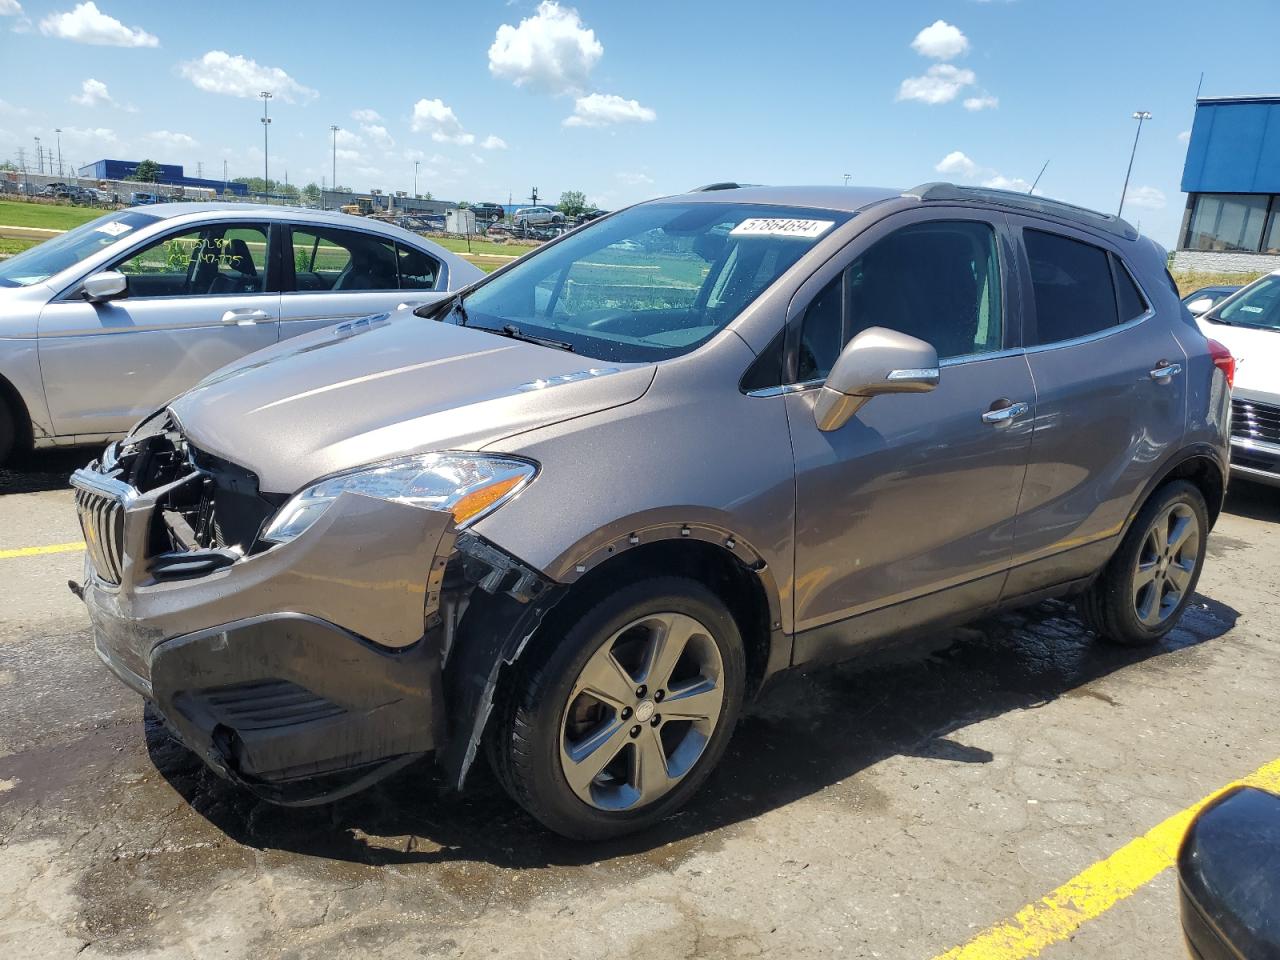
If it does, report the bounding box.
[575,207,609,225]
[513,205,564,228]
[1183,284,1241,315]
[1194,270,1280,486]
[129,192,159,206]
[71,183,1229,840]
[40,182,71,199]
[471,202,506,224]
[0,203,484,464]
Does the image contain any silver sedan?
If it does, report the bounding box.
[0,203,483,463]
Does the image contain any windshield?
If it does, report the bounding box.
[1213,274,1280,331]
[0,210,161,288]
[454,202,851,362]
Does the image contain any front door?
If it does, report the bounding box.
[38,221,280,436]
[279,224,449,339]
[783,210,1035,660]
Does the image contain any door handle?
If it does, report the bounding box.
[221,309,273,325]
[982,400,1030,425]
[1149,362,1182,381]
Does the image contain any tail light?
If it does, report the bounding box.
[1207,339,1235,389]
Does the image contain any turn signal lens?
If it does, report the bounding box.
[450,474,528,526]
[1207,339,1235,389]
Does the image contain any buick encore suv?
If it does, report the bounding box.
[72,183,1232,840]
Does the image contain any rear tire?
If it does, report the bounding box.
[1078,480,1208,646]
[0,399,15,467]
[488,577,745,840]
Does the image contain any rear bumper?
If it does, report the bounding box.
[77,483,457,803]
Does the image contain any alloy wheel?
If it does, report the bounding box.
[1133,502,1200,627]
[559,612,725,811]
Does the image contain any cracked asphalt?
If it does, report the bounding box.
[1,448,1277,959]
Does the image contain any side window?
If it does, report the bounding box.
[116,224,269,298]
[291,228,398,292]
[396,243,440,290]
[1024,229,1118,345]
[1112,255,1149,322]
[797,274,842,381]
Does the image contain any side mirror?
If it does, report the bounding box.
[82,270,128,303]
[1178,787,1280,960]
[1186,297,1214,316]
[813,326,939,432]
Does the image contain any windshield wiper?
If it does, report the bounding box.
[475,323,574,352]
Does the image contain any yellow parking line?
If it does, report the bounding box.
[0,541,85,559]
[932,757,1280,960]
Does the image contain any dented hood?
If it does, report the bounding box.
[168,311,654,494]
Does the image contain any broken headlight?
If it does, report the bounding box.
[261,452,536,545]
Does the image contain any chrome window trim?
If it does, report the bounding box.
[1023,306,1155,356]
[745,378,825,398]
[940,346,1024,368]
[748,345,1023,396]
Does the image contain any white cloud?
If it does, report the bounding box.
[410,98,474,144]
[488,0,603,95]
[146,129,197,148]
[911,20,969,59]
[179,51,316,103]
[617,171,654,185]
[58,125,117,147]
[1126,185,1166,210]
[71,77,116,107]
[333,128,362,147]
[935,151,978,178]
[362,124,395,149]
[963,94,999,111]
[983,174,1032,192]
[480,134,507,150]
[563,92,656,128]
[40,2,157,47]
[1178,130,1191,144]
[0,1,23,15]
[0,98,28,116]
[897,64,976,105]
[334,148,362,163]
[351,108,382,124]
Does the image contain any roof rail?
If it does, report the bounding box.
[691,182,744,192]
[903,181,1139,241]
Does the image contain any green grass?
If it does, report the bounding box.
[433,236,530,258]
[1170,270,1267,297]
[0,199,104,231]
[0,237,38,256]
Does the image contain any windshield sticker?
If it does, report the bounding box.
[730,218,835,240]
[95,221,133,237]
[1240,305,1264,313]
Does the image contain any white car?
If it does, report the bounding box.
[512,206,564,228]
[0,202,483,464]
[1193,270,1280,486]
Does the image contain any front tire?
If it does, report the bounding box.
[0,399,15,466]
[1078,480,1209,646]
[489,577,745,840]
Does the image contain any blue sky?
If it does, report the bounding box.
[1,0,1278,246]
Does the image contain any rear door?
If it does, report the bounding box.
[37,220,280,436]
[1003,217,1187,595]
[279,224,448,339]
[783,208,1035,656]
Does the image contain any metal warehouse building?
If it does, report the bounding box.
[77,159,249,197]
[1174,95,1280,273]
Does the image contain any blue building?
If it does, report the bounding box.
[1176,95,1280,272]
[76,159,249,197]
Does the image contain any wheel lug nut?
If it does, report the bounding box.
[621,707,632,720]
[654,689,665,702]
[630,725,641,738]
[635,685,647,698]
[650,715,661,727]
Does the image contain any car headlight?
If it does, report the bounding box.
[262,452,536,545]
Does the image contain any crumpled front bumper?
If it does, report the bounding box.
[75,473,457,804]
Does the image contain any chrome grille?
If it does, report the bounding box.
[73,485,126,585]
[1232,397,1280,445]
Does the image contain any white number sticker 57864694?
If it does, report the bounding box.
[730,218,835,240]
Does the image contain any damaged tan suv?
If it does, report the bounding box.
[72,184,1230,839]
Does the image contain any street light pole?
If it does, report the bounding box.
[33,137,41,175]
[414,160,420,198]
[842,173,851,187]
[329,125,338,196]
[54,128,63,178]
[259,91,273,200]
[1118,110,1152,218]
